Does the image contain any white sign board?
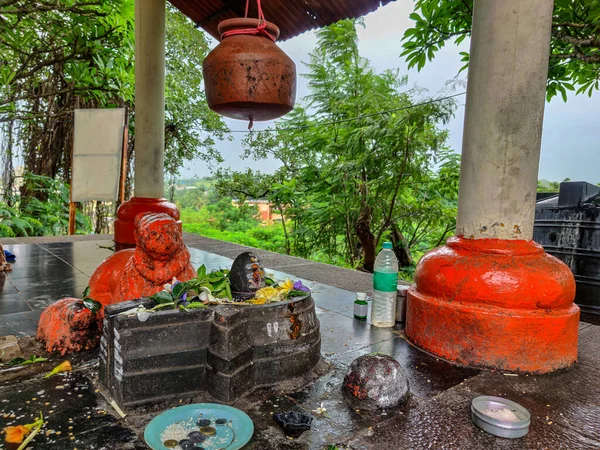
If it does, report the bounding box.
[71,108,125,202]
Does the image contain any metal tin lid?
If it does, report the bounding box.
[471,396,530,439]
[356,292,367,301]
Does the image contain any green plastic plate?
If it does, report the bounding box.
[144,403,254,449]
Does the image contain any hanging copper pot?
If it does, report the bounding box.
[202,18,297,122]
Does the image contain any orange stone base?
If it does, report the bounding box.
[405,236,580,374]
[114,197,181,251]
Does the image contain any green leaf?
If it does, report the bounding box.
[172,282,186,299]
[82,286,91,298]
[7,357,26,366]
[287,290,309,298]
[83,298,102,313]
[197,264,207,278]
[149,290,175,304]
[183,302,207,310]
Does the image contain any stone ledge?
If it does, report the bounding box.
[99,294,321,405]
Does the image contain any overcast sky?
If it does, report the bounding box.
[181,1,600,183]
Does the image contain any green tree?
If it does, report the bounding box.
[402,0,600,101]
[217,20,459,271]
[0,1,227,231]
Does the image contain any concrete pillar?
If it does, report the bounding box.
[134,0,165,198]
[456,0,553,241]
[405,0,579,374]
[114,0,179,250]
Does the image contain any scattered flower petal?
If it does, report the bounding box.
[44,361,71,378]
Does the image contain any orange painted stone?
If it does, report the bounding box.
[114,197,181,251]
[37,298,102,355]
[37,213,195,355]
[405,236,580,374]
[89,212,195,307]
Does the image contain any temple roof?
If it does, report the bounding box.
[167,0,395,41]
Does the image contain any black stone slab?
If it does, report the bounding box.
[348,363,600,450]
[245,365,411,450]
[578,325,600,370]
[0,311,37,337]
[318,310,395,357]
[0,294,31,315]
[331,336,480,399]
[9,274,90,294]
[0,371,127,449]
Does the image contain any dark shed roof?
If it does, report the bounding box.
[168,0,395,41]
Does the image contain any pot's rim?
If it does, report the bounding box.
[218,18,280,41]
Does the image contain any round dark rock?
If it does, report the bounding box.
[215,418,228,425]
[178,439,195,450]
[188,431,206,444]
[196,419,211,427]
[342,354,409,411]
[229,252,265,300]
[273,410,313,438]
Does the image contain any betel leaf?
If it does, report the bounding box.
[83,298,102,313]
[82,286,91,298]
[150,290,175,305]
[197,264,207,278]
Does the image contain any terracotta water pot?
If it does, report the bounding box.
[202,18,297,122]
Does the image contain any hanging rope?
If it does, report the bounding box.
[221,0,277,42]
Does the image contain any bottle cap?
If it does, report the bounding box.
[383,242,392,249]
[356,292,367,300]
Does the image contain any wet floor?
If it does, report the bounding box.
[0,239,599,449]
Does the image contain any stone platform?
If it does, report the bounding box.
[0,234,599,449]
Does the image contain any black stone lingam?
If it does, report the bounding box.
[229,251,266,300]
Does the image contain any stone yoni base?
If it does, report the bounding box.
[99,295,321,406]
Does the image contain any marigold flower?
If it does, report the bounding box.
[44,360,71,378]
[5,425,31,444]
[4,413,43,444]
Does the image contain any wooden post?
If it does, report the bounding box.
[68,201,76,235]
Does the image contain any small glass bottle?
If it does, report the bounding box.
[354,292,368,320]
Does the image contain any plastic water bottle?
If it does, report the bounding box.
[372,242,398,327]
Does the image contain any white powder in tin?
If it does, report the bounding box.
[482,407,520,422]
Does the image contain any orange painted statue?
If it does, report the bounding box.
[88,212,196,307]
[37,298,102,355]
[37,213,196,354]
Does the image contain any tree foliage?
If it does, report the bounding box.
[0,1,227,231]
[216,20,460,272]
[0,173,91,237]
[402,0,600,101]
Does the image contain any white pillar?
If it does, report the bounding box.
[134,0,166,198]
[455,0,554,241]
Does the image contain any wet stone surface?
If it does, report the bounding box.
[243,363,411,449]
[0,240,599,449]
[0,369,144,449]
